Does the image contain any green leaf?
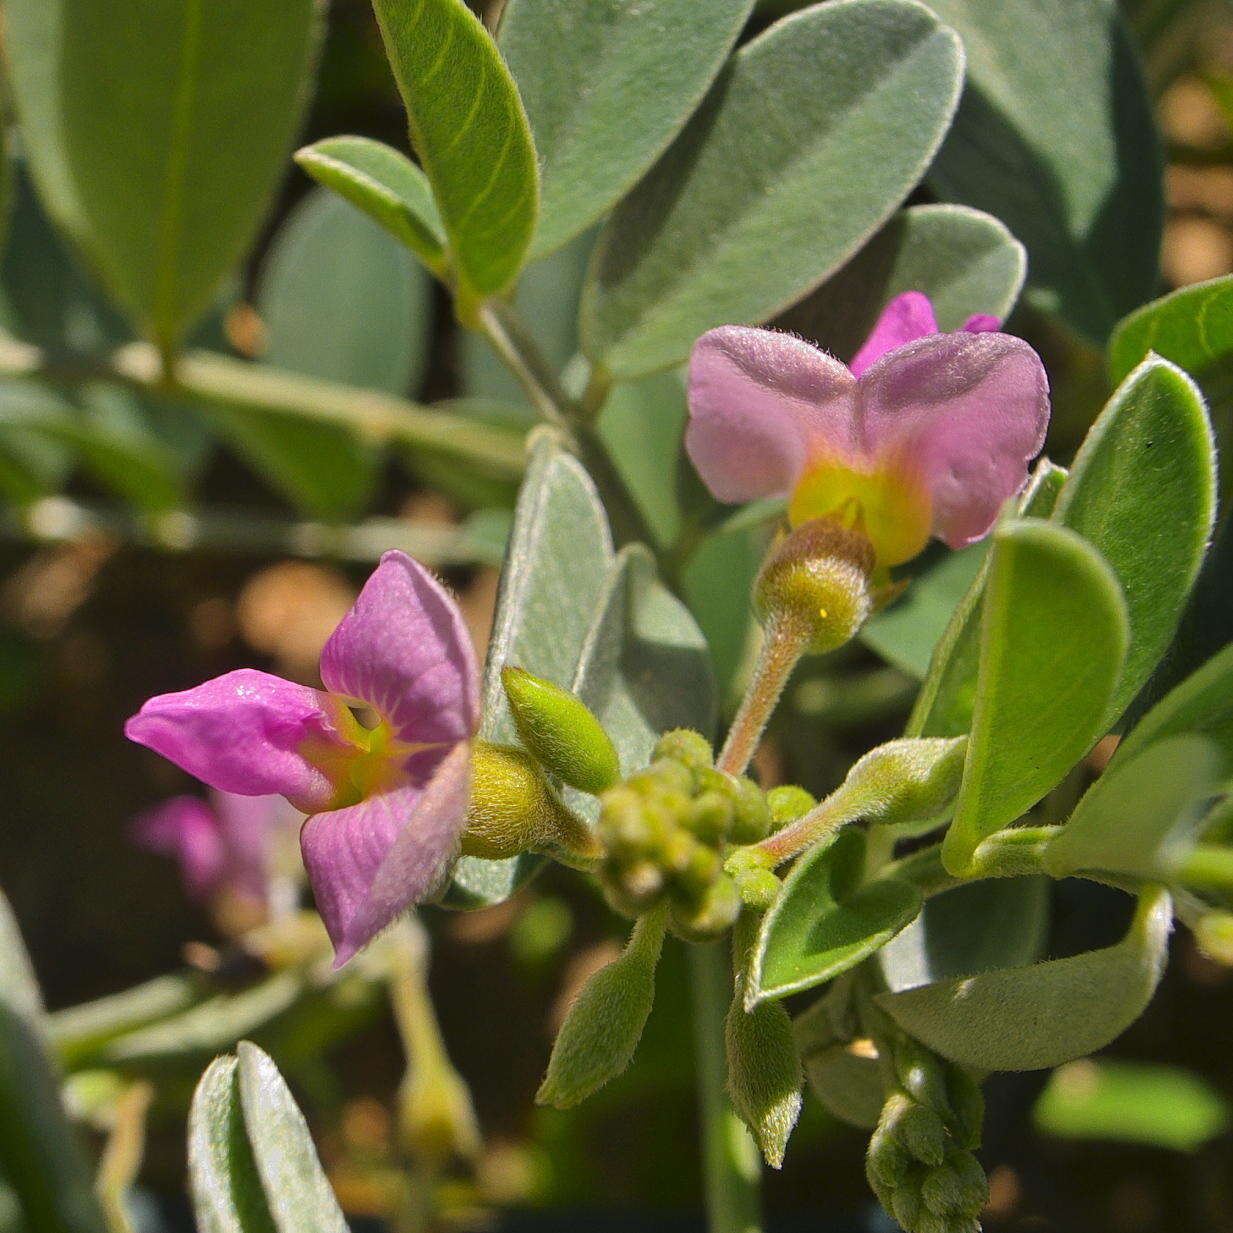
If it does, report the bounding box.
[879,877,1051,991]
[1052,357,1216,724]
[0,888,107,1233]
[1034,1059,1229,1152]
[446,431,614,907]
[1045,734,1222,879]
[906,459,1067,739]
[259,187,433,396]
[801,1044,886,1131]
[725,993,802,1168]
[781,203,1026,364]
[924,0,1163,343]
[536,907,665,1108]
[749,830,921,1006]
[942,520,1129,874]
[370,0,539,306]
[294,136,446,272]
[498,0,754,258]
[581,0,963,378]
[6,0,321,350]
[877,887,1173,1071]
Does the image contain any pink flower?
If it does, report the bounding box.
[126,552,479,965]
[685,291,1049,568]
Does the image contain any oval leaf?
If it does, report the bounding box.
[6,0,321,350]
[877,888,1173,1071]
[370,0,539,305]
[750,829,922,1006]
[581,0,963,377]
[942,520,1129,875]
[294,136,446,271]
[498,0,754,258]
[1052,357,1216,724]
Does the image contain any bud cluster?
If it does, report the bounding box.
[866,1036,987,1233]
[597,729,772,940]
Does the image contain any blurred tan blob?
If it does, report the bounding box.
[236,561,355,677]
[2,537,115,637]
[1164,216,1233,285]
[1163,79,1229,148]
[548,939,621,1033]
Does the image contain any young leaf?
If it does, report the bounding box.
[446,431,614,908]
[536,907,666,1108]
[581,0,963,378]
[5,0,321,351]
[781,203,1026,365]
[294,136,446,272]
[925,0,1163,344]
[877,888,1173,1071]
[1052,357,1216,724]
[749,829,921,1006]
[1044,734,1222,879]
[801,1045,886,1131]
[234,1042,349,1233]
[942,521,1129,875]
[498,0,754,258]
[725,993,803,1168]
[370,0,539,306]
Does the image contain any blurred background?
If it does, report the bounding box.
[6,1,1233,1230]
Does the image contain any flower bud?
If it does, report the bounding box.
[653,728,714,769]
[767,784,817,825]
[754,518,876,652]
[729,775,772,843]
[736,866,781,910]
[1196,911,1233,965]
[725,992,803,1168]
[463,741,597,862]
[501,667,620,794]
[842,736,967,827]
[669,876,741,942]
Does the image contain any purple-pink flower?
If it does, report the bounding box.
[126,551,479,965]
[686,291,1050,568]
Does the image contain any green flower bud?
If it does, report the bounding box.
[669,876,741,942]
[729,776,772,843]
[922,1150,987,1216]
[725,992,803,1169]
[893,1102,947,1168]
[945,1067,985,1151]
[653,728,714,769]
[895,1039,953,1122]
[463,741,598,862]
[1196,911,1233,965]
[754,518,876,652]
[502,666,620,794]
[735,866,781,911]
[841,736,967,827]
[889,1184,924,1231]
[767,784,817,825]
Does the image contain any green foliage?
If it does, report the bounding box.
[294,136,447,272]
[750,830,921,1005]
[370,0,539,308]
[188,1043,348,1232]
[5,0,321,351]
[580,0,963,377]
[1052,357,1216,724]
[537,907,666,1109]
[877,888,1173,1071]
[725,990,802,1168]
[925,0,1163,343]
[943,521,1128,875]
[498,0,753,258]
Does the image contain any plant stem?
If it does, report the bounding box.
[687,941,763,1233]
[475,300,578,436]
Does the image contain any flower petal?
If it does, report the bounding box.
[320,551,479,745]
[301,742,471,965]
[963,313,1000,334]
[857,332,1050,548]
[849,291,940,377]
[212,791,288,902]
[686,325,857,503]
[131,797,227,902]
[125,669,352,812]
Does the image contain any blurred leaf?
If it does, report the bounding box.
[581,0,963,377]
[259,187,433,396]
[877,887,1173,1071]
[498,0,753,259]
[942,521,1128,874]
[750,830,921,1006]
[1045,734,1221,878]
[1052,358,1216,724]
[781,203,1026,363]
[370,0,539,306]
[6,0,321,350]
[294,136,446,271]
[0,887,107,1233]
[447,431,614,907]
[0,381,73,501]
[802,1044,886,1131]
[1034,1059,1229,1152]
[879,877,1050,992]
[925,0,1163,343]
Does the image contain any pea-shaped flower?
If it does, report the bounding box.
[686,292,1050,569]
[126,551,478,965]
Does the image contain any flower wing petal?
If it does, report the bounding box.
[849,291,941,377]
[125,670,350,812]
[131,797,227,902]
[301,742,471,965]
[857,332,1050,549]
[320,551,479,744]
[686,326,857,503]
